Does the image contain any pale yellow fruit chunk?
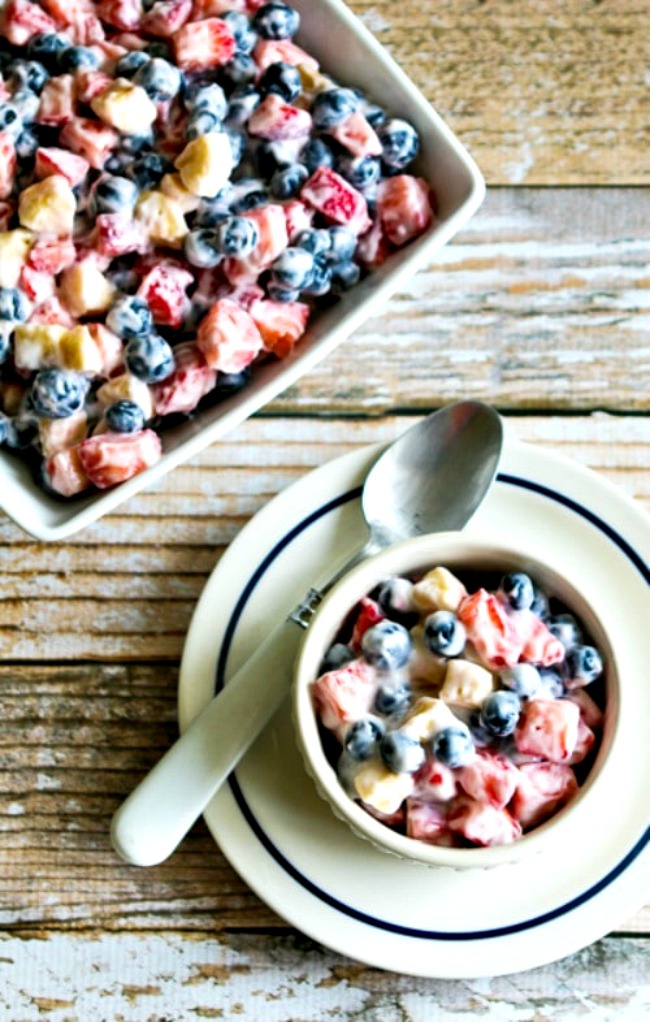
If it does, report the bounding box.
[135,190,188,247]
[398,696,459,742]
[39,411,88,457]
[59,262,116,318]
[13,324,69,371]
[440,659,495,709]
[96,373,154,420]
[0,230,34,287]
[91,78,157,135]
[354,762,415,816]
[59,325,104,374]
[160,173,201,213]
[174,133,233,198]
[412,566,467,613]
[18,175,76,236]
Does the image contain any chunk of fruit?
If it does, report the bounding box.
[78,429,162,488]
[514,698,580,763]
[196,297,264,373]
[249,297,309,357]
[152,341,216,415]
[18,176,76,237]
[35,148,90,190]
[300,166,371,236]
[377,175,434,246]
[137,262,193,328]
[91,78,158,134]
[172,17,236,72]
[511,762,578,828]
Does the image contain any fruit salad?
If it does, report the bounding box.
[311,565,606,848]
[0,1,435,497]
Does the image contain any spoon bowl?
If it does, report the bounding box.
[111,402,503,866]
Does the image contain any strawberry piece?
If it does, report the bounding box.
[0,133,17,201]
[37,76,76,127]
[330,110,382,158]
[45,445,92,497]
[223,203,289,281]
[27,237,77,275]
[192,0,246,15]
[312,658,377,730]
[457,589,523,669]
[172,17,236,72]
[78,430,162,489]
[152,341,217,415]
[30,297,75,328]
[136,262,194,328]
[86,323,124,376]
[248,94,312,141]
[253,38,318,75]
[35,147,90,189]
[447,797,522,846]
[18,265,54,304]
[350,597,385,651]
[356,216,393,268]
[96,0,143,32]
[377,175,434,246]
[41,0,106,43]
[93,214,148,258]
[406,799,449,844]
[520,613,565,666]
[565,718,596,766]
[143,0,192,37]
[59,117,120,170]
[300,167,372,236]
[457,749,519,810]
[1,0,58,45]
[74,69,114,104]
[282,199,314,242]
[511,762,578,829]
[249,297,309,358]
[514,698,580,763]
[196,297,264,373]
[414,758,457,802]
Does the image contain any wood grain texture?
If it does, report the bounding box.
[0,931,649,1022]
[271,188,650,414]
[347,0,650,185]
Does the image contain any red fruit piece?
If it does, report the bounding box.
[30,297,75,328]
[282,199,314,242]
[330,110,382,158]
[74,69,114,104]
[514,698,580,763]
[45,446,92,498]
[37,76,76,126]
[312,658,377,730]
[0,133,17,201]
[406,799,449,844]
[137,262,194,328]
[18,265,55,304]
[143,0,192,37]
[28,236,76,275]
[520,613,565,666]
[59,117,120,169]
[93,214,148,258]
[350,597,385,651]
[447,797,522,846]
[511,762,578,829]
[1,0,58,46]
[249,297,309,358]
[247,93,312,141]
[253,38,318,75]
[96,0,143,31]
[356,216,393,269]
[152,341,217,416]
[172,17,236,72]
[300,167,371,236]
[457,589,523,669]
[196,297,264,373]
[457,749,519,810]
[35,147,90,189]
[79,430,162,489]
[377,175,434,246]
[223,203,288,280]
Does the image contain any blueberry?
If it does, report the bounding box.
[530,586,550,619]
[499,663,541,699]
[345,717,384,761]
[432,725,475,768]
[500,571,535,610]
[374,681,411,716]
[229,184,268,213]
[93,175,139,215]
[15,128,38,160]
[363,102,388,128]
[338,154,381,191]
[0,103,22,135]
[376,577,415,620]
[548,613,582,651]
[253,2,300,40]
[106,295,153,340]
[361,619,412,671]
[30,369,88,419]
[566,645,603,686]
[221,52,257,90]
[105,151,132,175]
[254,139,298,179]
[270,163,308,199]
[311,87,359,130]
[115,50,151,79]
[378,118,420,171]
[257,60,301,102]
[0,411,8,445]
[301,255,332,297]
[134,57,183,102]
[186,109,221,140]
[321,642,355,671]
[300,137,335,173]
[266,283,301,303]
[7,59,49,94]
[183,228,222,268]
[326,226,357,263]
[330,260,361,293]
[184,81,228,120]
[105,399,146,433]
[10,89,40,125]
[214,367,251,396]
[225,85,260,125]
[538,668,566,699]
[0,329,11,364]
[0,288,29,322]
[125,333,175,383]
[130,152,173,189]
[294,228,331,257]
[144,41,172,61]
[220,10,258,52]
[59,46,98,73]
[223,126,246,164]
[479,690,521,738]
[27,33,68,72]
[216,215,259,257]
[380,730,425,774]
[270,246,314,290]
[193,186,235,226]
[423,610,466,657]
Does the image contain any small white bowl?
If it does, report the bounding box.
[293,532,619,869]
[0,0,484,541]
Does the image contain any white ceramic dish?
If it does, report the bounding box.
[178,436,650,978]
[293,531,619,870]
[0,0,485,541]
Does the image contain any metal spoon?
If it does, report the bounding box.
[111,401,503,866]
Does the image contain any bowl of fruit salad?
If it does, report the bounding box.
[293,532,618,869]
[0,0,484,539]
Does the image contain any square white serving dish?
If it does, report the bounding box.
[0,0,485,540]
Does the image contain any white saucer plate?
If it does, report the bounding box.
[179,438,650,978]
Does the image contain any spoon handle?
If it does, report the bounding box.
[111,615,303,867]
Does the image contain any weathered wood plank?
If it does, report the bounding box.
[0,931,648,1020]
[347,0,649,185]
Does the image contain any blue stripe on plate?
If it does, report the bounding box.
[215,473,650,942]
